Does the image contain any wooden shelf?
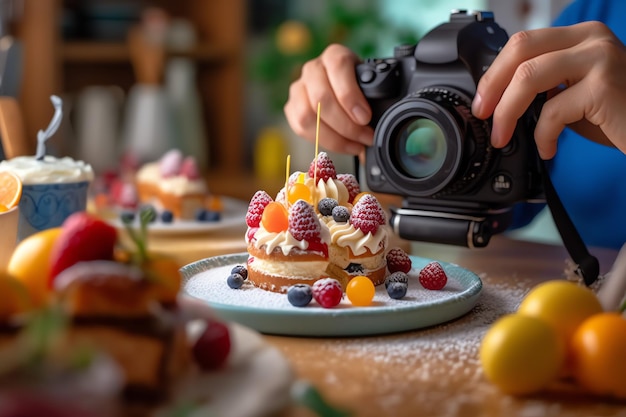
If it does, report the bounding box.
[16,0,246,174]
[61,41,231,64]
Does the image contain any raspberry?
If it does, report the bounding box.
[337,173,361,203]
[180,156,201,179]
[312,278,343,308]
[308,152,337,184]
[288,199,322,241]
[386,247,412,273]
[418,261,448,290]
[350,194,386,234]
[192,318,231,370]
[246,190,273,227]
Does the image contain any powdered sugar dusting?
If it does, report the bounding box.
[181,254,483,336]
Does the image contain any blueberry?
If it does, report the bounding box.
[287,284,313,307]
[345,263,364,274]
[332,206,350,223]
[205,211,221,222]
[318,198,338,216]
[385,271,409,289]
[160,210,174,223]
[227,273,245,289]
[231,265,248,280]
[120,210,135,224]
[196,209,221,222]
[387,281,408,299]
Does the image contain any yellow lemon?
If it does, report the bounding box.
[8,227,62,307]
[480,314,565,395]
[517,280,603,366]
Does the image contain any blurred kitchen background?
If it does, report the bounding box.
[0,0,571,181]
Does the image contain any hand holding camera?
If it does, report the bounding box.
[284,9,614,284]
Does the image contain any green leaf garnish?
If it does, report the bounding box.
[121,205,157,264]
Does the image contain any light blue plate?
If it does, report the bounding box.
[181,253,483,337]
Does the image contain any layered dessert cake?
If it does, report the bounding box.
[135,149,215,220]
[0,209,239,415]
[53,260,189,403]
[245,152,394,292]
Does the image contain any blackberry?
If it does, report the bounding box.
[385,271,409,288]
[287,284,313,307]
[160,210,174,223]
[387,281,408,299]
[332,206,350,223]
[318,198,338,216]
[231,264,248,280]
[227,273,245,289]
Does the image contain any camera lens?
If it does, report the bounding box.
[370,87,491,197]
[397,118,447,179]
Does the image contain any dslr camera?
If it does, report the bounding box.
[358,10,544,248]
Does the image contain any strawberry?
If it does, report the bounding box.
[180,156,201,180]
[116,182,138,209]
[312,278,343,308]
[246,190,273,227]
[288,199,322,242]
[418,261,448,290]
[386,247,412,273]
[350,194,386,234]
[308,152,337,184]
[337,173,361,203]
[48,212,118,286]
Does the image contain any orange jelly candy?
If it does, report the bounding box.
[261,201,289,232]
[287,182,311,205]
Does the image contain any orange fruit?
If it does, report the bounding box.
[261,201,289,232]
[571,313,626,399]
[0,270,33,317]
[0,171,22,209]
[7,227,62,308]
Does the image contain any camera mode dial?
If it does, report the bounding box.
[411,87,492,197]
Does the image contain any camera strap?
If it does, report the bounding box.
[541,160,599,286]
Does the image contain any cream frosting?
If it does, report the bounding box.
[304,177,349,207]
[249,225,331,256]
[0,155,94,185]
[322,217,389,256]
[160,176,207,196]
[136,161,207,196]
[250,258,329,279]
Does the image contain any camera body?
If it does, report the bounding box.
[357,10,544,247]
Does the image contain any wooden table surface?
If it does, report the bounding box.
[153,176,625,417]
[266,237,624,417]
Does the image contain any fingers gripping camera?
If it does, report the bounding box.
[357,10,544,248]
